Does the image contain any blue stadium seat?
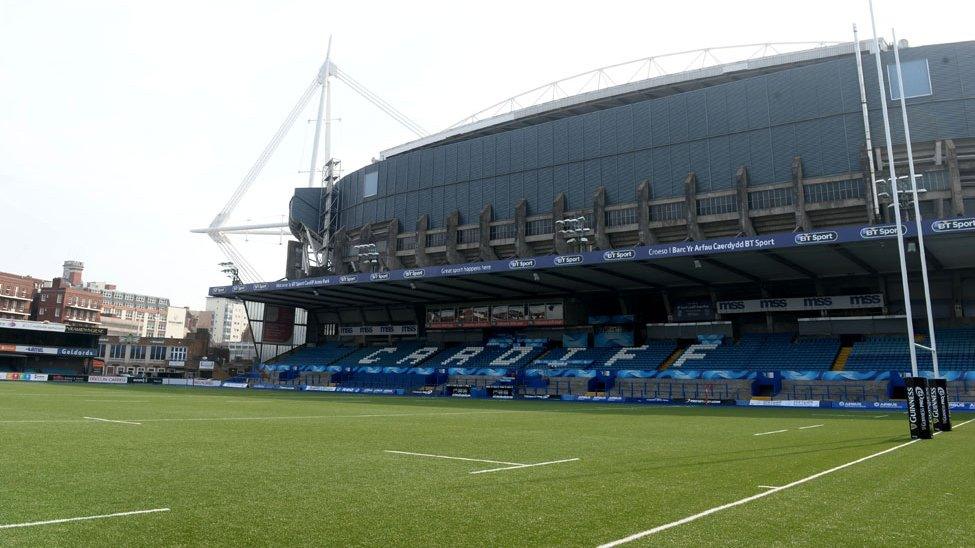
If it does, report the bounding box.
[675,334,839,371]
[845,328,975,371]
[532,341,676,371]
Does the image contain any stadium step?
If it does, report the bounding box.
[657,347,686,371]
[832,346,853,371]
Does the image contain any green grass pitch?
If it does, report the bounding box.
[1,381,972,546]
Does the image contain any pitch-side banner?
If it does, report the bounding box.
[210,218,975,297]
[716,294,884,314]
[262,305,295,344]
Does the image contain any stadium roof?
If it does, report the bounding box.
[211,219,975,310]
[380,40,880,160]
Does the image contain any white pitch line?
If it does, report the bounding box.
[798,424,824,430]
[470,458,580,475]
[757,485,777,490]
[873,415,890,418]
[0,410,514,427]
[0,508,170,530]
[83,417,142,426]
[753,429,788,436]
[598,418,975,548]
[384,450,525,466]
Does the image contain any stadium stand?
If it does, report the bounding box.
[431,338,547,369]
[845,328,975,371]
[671,334,840,371]
[334,341,441,367]
[267,342,357,371]
[531,341,676,370]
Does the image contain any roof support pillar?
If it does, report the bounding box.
[684,172,704,240]
[735,166,756,236]
[636,180,657,244]
[329,226,350,275]
[478,204,498,261]
[593,186,611,250]
[946,139,965,216]
[385,219,402,270]
[514,199,532,258]
[792,156,813,232]
[445,210,464,264]
[415,214,431,267]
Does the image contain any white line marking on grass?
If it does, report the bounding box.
[83,417,142,425]
[470,458,580,475]
[757,485,778,489]
[128,410,513,423]
[0,411,515,427]
[798,424,824,430]
[384,450,526,466]
[598,418,975,547]
[753,429,788,436]
[873,415,890,418]
[0,508,170,529]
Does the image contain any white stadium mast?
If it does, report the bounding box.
[191,38,427,283]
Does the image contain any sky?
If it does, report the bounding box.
[1,0,973,309]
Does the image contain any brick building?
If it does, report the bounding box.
[0,272,44,320]
[98,329,212,377]
[35,278,103,328]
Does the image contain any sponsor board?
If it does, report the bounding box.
[221,382,249,389]
[717,294,883,314]
[191,379,222,387]
[0,319,66,332]
[49,374,87,383]
[87,375,128,384]
[339,325,419,336]
[905,376,933,439]
[859,225,906,239]
[162,378,190,386]
[304,385,336,392]
[602,249,636,261]
[553,255,583,266]
[198,360,215,371]
[508,259,536,270]
[794,230,838,245]
[748,399,821,408]
[0,372,48,382]
[931,218,975,233]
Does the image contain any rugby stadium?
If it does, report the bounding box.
[4,36,975,547]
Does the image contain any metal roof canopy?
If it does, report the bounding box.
[227,232,973,312]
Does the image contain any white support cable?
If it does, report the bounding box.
[332,66,427,137]
[210,75,321,229]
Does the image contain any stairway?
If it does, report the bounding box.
[657,347,686,371]
[832,346,852,371]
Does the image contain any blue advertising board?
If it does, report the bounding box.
[210,218,975,297]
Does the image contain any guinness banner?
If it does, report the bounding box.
[929,378,952,432]
[905,376,933,440]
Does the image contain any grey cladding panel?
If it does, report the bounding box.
[325,42,975,234]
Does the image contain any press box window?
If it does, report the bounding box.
[887,58,932,100]
[363,170,378,198]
